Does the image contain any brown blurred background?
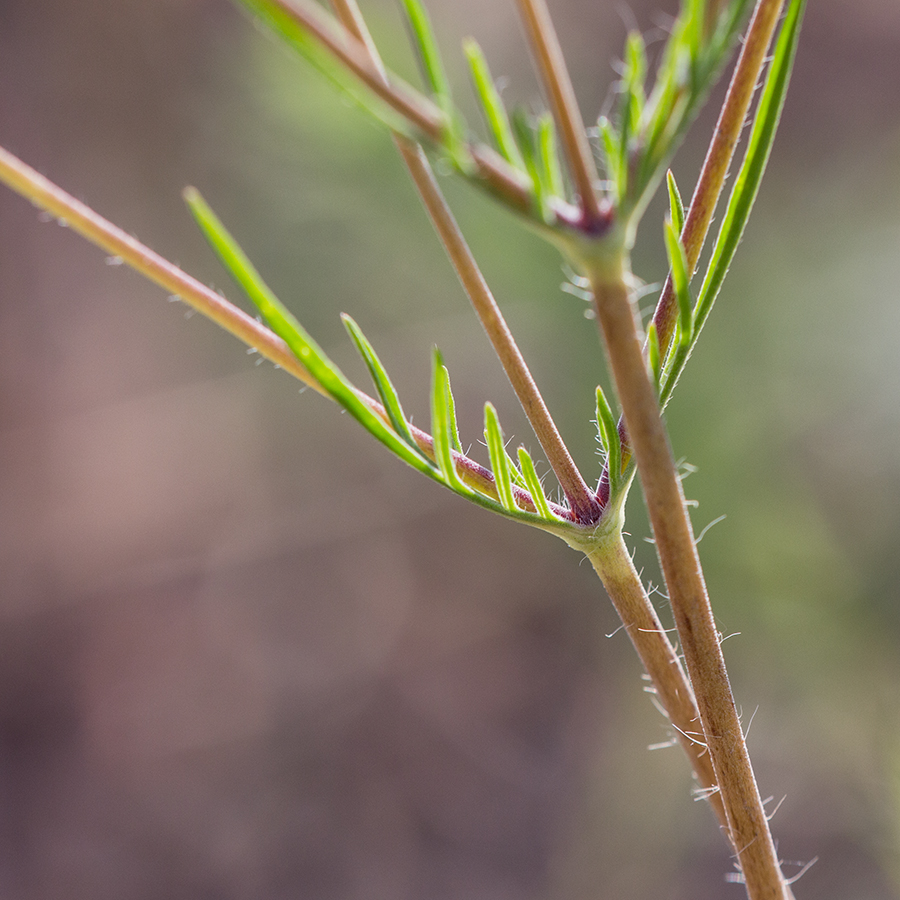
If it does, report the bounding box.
[0,1,899,898]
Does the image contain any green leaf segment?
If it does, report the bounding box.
[183,187,581,537]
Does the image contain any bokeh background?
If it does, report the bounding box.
[0,0,898,898]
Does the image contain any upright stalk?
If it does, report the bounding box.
[589,264,790,899]
[583,531,726,830]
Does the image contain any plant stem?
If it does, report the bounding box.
[584,533,726,829]
[262,0,584,224]
[651,0,787,356]
[330,0,600,525]
[589,266,789,899]
[0,146,329,397]
[514,0,606,228]
[0,144,580,522]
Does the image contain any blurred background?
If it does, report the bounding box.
[0,0,898,897]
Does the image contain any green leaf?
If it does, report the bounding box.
[512,108,551,222]
[663,218,693,340]
[484,403,517,512]
[647,321,661,388]
[184,187,438,479]
[401,0,449,101]
[517,447,555,520]
[430,348,470,492]
[341,314,420,451]
[463,38,526,171]
[537,112,566,201]
[597,116,624,202]
[595,386,621,489]
[400,0,467,165]
[666,169,685,235]
[623,31,647,137]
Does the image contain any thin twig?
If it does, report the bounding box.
[0,144,578,522]
[263,0,583,224]
[330,0,600,524]
[514,0,606,228]
[651,0,787,356]
[0,146,328,396]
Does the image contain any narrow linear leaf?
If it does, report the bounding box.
[512,108,550,222]
[401,0,450,101]
[595,386,621,488]
[504,447,528,489]
[663,218,693,339]
[666,169,685,235]
[431,349,470,492]
[342,314,420,451]
[463,38,526,171]
[647,321,661,388]
[184,188,437,478]
[537,112,566,201]
[399,0,469,169]
[484,403,517,512]
[517,447,555,520]
[597,116,624,201]
[623,31,647,136]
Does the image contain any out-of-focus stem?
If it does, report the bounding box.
[514,0,605,227]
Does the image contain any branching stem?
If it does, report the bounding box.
[651,0,787,356]
[331,0,600,524]
[514,0,606,228]
[0,144,578,522]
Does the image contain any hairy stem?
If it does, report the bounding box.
[589,268,789,900]
[330,0,599,524]
[514,0,605,228]
[584,533,726,829]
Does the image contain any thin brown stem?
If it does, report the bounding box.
[266,0,582,223]
[585,535,726,830]
[330,0,600,524]
[589,269,789,900]
[514,0,605,227]
[651,0,787,356]
[0,146,329,396]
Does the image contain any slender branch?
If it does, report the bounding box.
[0,144,579,523]
[261,0,584,225]
[514,0,606,228]
[589,269,789,900]
[0,146,331,396]
[330,0,600,524]
[651,0,787,356]
[597,0,788,490]
[585,534,726,830]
